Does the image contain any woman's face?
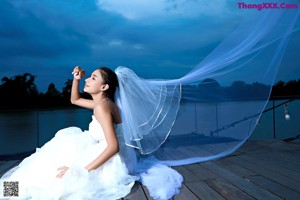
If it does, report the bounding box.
[84,69,106,94]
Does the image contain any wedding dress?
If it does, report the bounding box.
[0,115,137,200]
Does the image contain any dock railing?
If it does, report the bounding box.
[0,97,299,159]
[251,96,300,141]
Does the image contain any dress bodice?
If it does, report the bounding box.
[89,115,123,142]
[88,115,134,173]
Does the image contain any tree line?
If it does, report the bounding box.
[271,80,300,99]
[0,73,89,110]
[0,73,299,110]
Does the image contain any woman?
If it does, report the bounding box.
[59,66,123,176]
[0,66,137,200]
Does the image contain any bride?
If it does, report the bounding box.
[0,66,183,200]
[1,66,182,200]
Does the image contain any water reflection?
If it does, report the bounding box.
[0,109,92,155]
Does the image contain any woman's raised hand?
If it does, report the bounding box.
[72,66,85,80]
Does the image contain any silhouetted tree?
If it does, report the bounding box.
[285,80,299,95]
[61,79,72,105]
[196,78,223,101]
[271,79,300,98]
[43,83,62,107]
[46,83,60,97]
[249,82,270,99]
[62,79,72,98]
[225,80,249,99]
[0,73,38,109]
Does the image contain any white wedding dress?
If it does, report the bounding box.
[0,115,136,200]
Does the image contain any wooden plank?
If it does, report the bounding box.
[240,140,300,156]
[231,140,267,156]
[267,140,300,151]
[239,153,300,181]
[239,141,300,172]
[174,184,200,200]
[200,161,283,200]
[123,182,147,200]
[185,181,225,200]
[249,175,300,200]
[185,163,219,181]
[227,156,300,192]
[253,150,300,171]
[252,151,300,175]
[172,165,199,183]
[276,150,300,169]
[270,150,300,168]
[141,185,151,199]
[205,178,255,200]
[240,151,300,184]
[216,158,257,178]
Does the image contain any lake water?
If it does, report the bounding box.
[0,109,92,155]
[0,100,299,156]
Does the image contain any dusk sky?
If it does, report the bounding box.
[0,0,299,92]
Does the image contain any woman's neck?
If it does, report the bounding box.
[91,93,108,103]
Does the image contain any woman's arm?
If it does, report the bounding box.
[84,104,119,171]
[70,66,94,109]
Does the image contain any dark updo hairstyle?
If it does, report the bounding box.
[99,67,119,102]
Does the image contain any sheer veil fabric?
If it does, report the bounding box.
[115,5,299,199]
[115,2,299,169]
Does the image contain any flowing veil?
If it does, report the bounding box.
[114,4,299,199]
[116,6,299,167]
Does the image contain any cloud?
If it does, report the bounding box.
[0,0,237,73]
[2,0,297,93]
[108,39,123,47]
[96,0,231,21]
[0,1,91,61]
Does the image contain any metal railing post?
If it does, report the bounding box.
[272,100,276,139]
[195,103,198,134]
[36,111,40,147]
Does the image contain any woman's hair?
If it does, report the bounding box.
[99,67,119,102]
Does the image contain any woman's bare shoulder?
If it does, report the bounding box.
[93,100,121,124]
[94,101,110,114]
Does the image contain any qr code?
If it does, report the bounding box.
[3,181,19,197]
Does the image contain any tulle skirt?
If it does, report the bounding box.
[0,127,136,200]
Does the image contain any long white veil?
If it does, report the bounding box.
[115,4,299,167]
[114,5,299,199]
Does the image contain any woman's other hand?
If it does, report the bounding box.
[56,166,69,178]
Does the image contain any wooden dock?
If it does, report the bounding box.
[1,140,300,200]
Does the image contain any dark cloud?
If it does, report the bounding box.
[0,1,91,60]
[0,0,299,92]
